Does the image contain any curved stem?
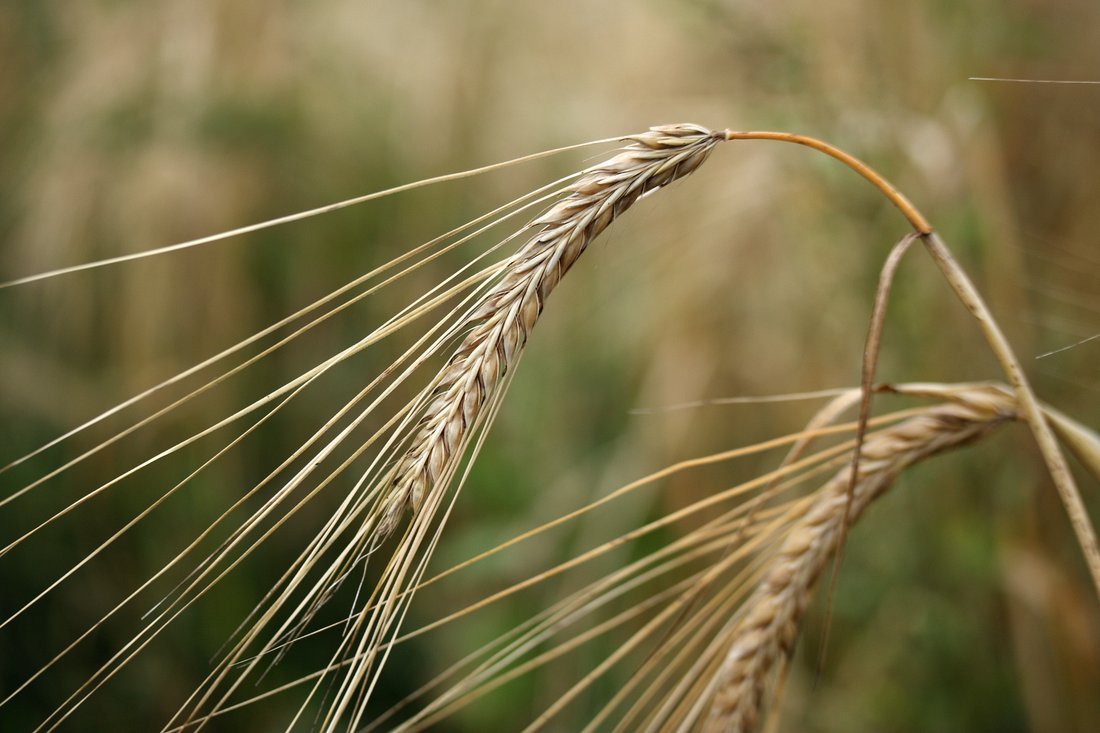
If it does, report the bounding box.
[723,130,933,234]
[722,128,1100,601]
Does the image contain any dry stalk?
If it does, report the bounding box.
[724,129,1100,600]
[702,386,1018,733]
[380,124,723,534]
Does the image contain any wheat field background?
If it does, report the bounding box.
[2,1,1099,731]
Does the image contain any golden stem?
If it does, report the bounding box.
[723,129,933,234]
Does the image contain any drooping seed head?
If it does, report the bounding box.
[702,388,1016,732]
[381,124,724,535]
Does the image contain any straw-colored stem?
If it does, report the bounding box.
[722,130,933,234]
[921,232,1100,598]
[723,128,1100,601]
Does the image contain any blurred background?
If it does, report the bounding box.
[1,1,1099,731]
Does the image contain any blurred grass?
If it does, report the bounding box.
[1,1,1099,731]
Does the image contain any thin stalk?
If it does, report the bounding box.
[722,130,933,234]
[722,128,1100,601]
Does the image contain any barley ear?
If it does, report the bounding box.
[703,388,1017,732]
[381,124,724,537]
